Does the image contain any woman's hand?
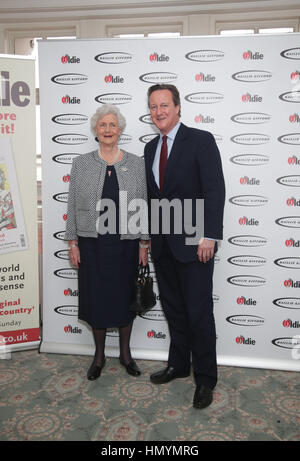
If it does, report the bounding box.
[139,240,149,266]
[69,241,81,269]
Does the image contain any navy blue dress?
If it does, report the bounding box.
[78,165,139,328]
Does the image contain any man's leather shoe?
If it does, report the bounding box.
[87,358,106,381]
[120,358,141,377]
[193,385,213,409]
[150,366,190,384]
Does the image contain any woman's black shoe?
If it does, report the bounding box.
[120,358,141,377]
[87,357,106,381]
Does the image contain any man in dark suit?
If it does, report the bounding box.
[144,84,225,409]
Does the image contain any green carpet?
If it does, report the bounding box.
[0,350,299,441]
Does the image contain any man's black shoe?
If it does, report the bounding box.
[193,385,213,409]
[150,366,190,384]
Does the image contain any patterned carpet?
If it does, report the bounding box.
[0,349,299,442]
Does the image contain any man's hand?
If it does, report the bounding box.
[197,238,215,263]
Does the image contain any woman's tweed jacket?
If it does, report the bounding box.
[65,149,149,241]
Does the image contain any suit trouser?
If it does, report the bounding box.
[154,239,217,389]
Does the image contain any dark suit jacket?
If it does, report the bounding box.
[144,123,225,263]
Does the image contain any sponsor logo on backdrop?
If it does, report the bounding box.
[231,112,271,124]
[242,93,262,103]
[51,73,88,85]
[147,330,167,339]
[53,231,66,241]
[287,197,300,206]
[273,297,300,310]
[52,153,80,164]
[139,133,159,143]
[118,134,132,145]
[239,176,260,185]
[228,235,267,247]
[139,72,177,83]
[289,113,300,122]
[95,52,132,64]
[237,296,257,306]
[95,93,132,105]
[64,288,78,296]
[54,268,78,279]
[139,310,165,322]
[282,319,300,328]
[288,155,300,165]
[227,315,265,326]
[238,216,259,225]
[149,53,169,62]
[271,337,300,349]
[104,74,124,83]
[139,114,154,125]
[61,95,80,104]
[54,305,78,316]
[64,325,82,334]
[227,275,267,287]
[54,250,69,260]
[231,134,269,145]
[276,175,300,187]
[232,70,271,82]
[284,278,300,288]
[274,257,300,269]
[61,55,80,64]
[185,49,225,62]
[228,255,266,267]
[243,50,264,60]
[195,73,216,82]
[53,192,68,203]
[278,134,300,145]
[275,216,300,228]
[194,114,215,124]
[229,195,268,206]
[230,154,269,166]
[236,336,256,345]
[52,134,88,145]
[52,114,88,125]
[185,92,224,104]
[279,91,300,103]
[280,47,300,60]
[285,238,300,247]
[291,70,300,81]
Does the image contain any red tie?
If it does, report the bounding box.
[159,135,168,191]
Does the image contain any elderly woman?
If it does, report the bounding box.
[65,104,149,381]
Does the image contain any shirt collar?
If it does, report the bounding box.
[160,121,181,142]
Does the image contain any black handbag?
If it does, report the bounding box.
[130,264,156,314]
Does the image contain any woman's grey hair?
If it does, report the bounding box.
[90,104,126,135]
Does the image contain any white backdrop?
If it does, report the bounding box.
[39,34,300,371]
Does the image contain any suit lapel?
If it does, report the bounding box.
[146,136,160,195]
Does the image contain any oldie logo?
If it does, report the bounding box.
[185,92,224,104]
[227,255,266,267]
[229,195,268,207]
[185,49,224,62]
[235,336,256,345]
[278,133,300,145]
[53,192,69,203]
[279,91,300,103]
[51,73,88,85]
[52,153,80,164]
[52,134,88,145]
[139,72,177,83]
[280,47,300,60]
[274,257,300,269]
[231,133,270,145]
[149,53,169,62]
[231,112,271,124]
[242,50,263,60]
[54,268,78,279]
[54,305,78,316]
[61,54,80,64]
[276,175,300,187]
[227,275,267,287]
[230,154,269,166]
[273,297,300,310]
[226,315,265,326]
[228,235,267,247]
[95,52,132,64]
[52,114,88,125]
[95,93,132,105]
[232,70,271,82]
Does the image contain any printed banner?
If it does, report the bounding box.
[0,55,40,355]
[39,35,300,371]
